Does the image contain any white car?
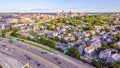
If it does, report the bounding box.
[3,43,6,45]
[5,48,9,51]
[11,48,15,52]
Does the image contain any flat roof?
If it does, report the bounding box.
[0,23,10,26]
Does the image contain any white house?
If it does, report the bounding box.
[99,48,120,62]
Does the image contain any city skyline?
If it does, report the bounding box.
[0,0,120,12]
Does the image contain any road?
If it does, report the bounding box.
[0,37,94,68]
[0,38,60,68]
[6,32,94,68]
[0,52,21,68]
[4,31,94,68]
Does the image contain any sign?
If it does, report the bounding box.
[63,50,68,54]
[11,38,17,41]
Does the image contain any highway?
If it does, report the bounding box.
[0,38,60,68]
[0,37,94,68]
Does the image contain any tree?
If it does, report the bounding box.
[49,19,57,25]
[83,26,94,30]
[60,38,67,43]
[111,34,120,44]
[116,26,120,30]
[116,34,120,39]
[104,26,110,32]
[54,36,59,41]
[91,58,97,66]
[109,44,118,49]
[106,62,120,68]
[39,27,43,30]
[47,26,55,31]
[101,43,109,50]
[91,59,106,68]
[0,64,2,68]
[66,47,80,59]
[58,18,67,23]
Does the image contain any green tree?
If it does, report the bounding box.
[101,43,109,50]
[54,36,59,41]
[116,34,120,39]
[109,44,118,49]
[67,47,80,59]
[116,26,120,30]
[0,64,2,68]
[47,26,55,31]
[91,58,97,66]
[49,19,57,25]
[58,18,67,23]
[83,26,94,30]
[104,26,110,32]
[60,38,67,43]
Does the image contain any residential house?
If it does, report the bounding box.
[99,48,120,62]
[116,41,120,48]
[0,23,11,30]
[12,24,26,29]
[84,45,95,54]
[76,37,101,56]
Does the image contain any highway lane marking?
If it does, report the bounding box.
[4,43,60,68]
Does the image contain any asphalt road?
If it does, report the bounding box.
[0,37,94,68]
[0,38,60,68]
[0,52,23,68]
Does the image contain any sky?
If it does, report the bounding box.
[0,0,120,12]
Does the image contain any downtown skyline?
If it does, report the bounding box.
[0,0,120,12]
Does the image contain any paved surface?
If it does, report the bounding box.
[0,37,94,68]
[0,38,60,68]
[6,31,94,68]
[0,52,23,68]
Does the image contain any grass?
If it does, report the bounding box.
[17,39,56,54]
[0,65,2,68]
[5,30,56,54]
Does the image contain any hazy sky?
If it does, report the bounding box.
[0,0,120,12]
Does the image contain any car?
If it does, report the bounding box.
[9,40,13,43]
[36,62,40,66]
[53,57,59,60]
[3,43,6,45]
[18,45,21,47]
[37,63,40,66]
[41,52,44,54]
[57,61,61,64]
[5,48,9,51]
[27,57,31,60]
[17,39,20,41]
[41,52,47,54]
[11,48,15,52]
[44,52,47,54]
[2,45,6,47]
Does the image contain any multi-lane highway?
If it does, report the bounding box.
[0,38,59,68]
[0,37,94,68]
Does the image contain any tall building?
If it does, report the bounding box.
[69,10,72,15]
[62,10,64,15]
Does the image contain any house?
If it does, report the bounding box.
[85,32,90,37]
[76,37,101,56]
[5,18,19,23]
[99,48,120,62]
[12,24,26,29]
[84,45,95,54]
[86,30,96,35]
[100,34,112,43]
[0,23,11,30]
[116,41,120,48]
[52,32,58,37]
[91,40,101,50]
